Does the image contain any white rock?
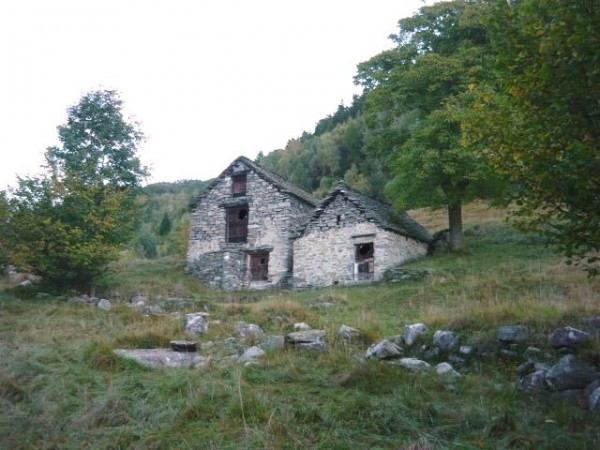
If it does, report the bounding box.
[338,325,361,341]
[293,322,311,331]
[237,322,265,341]
[185,312,210,334]
[397,358,431,372]
[96,298,112,311]
[365,339,403,360]
[403,323,428,346]
[436,362,461,380]
[239,346,266,363]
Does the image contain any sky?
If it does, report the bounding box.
[0,0,432,189]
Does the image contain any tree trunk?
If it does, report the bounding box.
[448,203,463,251]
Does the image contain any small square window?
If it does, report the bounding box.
[232,174,247,197]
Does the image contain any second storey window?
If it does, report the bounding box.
[226,205,248,243]
[232,174,247,197]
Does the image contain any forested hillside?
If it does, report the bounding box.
[133,180,209,259]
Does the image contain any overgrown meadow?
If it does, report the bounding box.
[1,206,599,449]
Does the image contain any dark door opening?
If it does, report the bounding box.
[227,205,248,243]
[354,242,374,279]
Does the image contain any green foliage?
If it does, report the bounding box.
[356,0,504,250]
[7,90,147,292]
[0,192,9,272]
[157,212,172,237]
[464,0,600,273]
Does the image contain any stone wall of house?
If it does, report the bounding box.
[293,196,427,288]
[187,160,314,290]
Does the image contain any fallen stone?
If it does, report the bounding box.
[237,322,265,341]
[143,305,163,316]
[459,346,474,356]
[170,340,198,352]
[239,346,266,363]
[497,325,530,344]
[433,330,459,352]
[338,325,361,341]
[96,299,112,311]
[587,382,600,412]
[365,339,403,360]
[115,348,209,369]
[517,370,548,392]
[436,362,461,380]
[285,329,325,345]
[185,313,210,334]
[395,358,431,372]
[545,355,598,391]
[293,322,311,331]
[403,323,429,346]
[548,326,589,349]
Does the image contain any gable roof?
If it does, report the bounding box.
[194,156,318,208]
[299,181,432,243]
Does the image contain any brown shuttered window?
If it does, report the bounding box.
[232,174,247,197]
[226,205,248,243]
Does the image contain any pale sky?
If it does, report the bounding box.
[0,0,432,189]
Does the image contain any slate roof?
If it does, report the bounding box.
[194,156,318,208]
[300,181,432,243]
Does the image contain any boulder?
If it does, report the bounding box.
[293,322,311,331]
[96,299,112,311]
[436,362,461,380]
[185,313,210,335]
[545,355,598,391]
[517,370,548,392]
[285,329,325,345]
[239,346,266,363]
[403,323,429,346]
[143,305,164,316]
[236,322,265,341]
[548,326,589,349]
[115,348,208,369]
[365,339,403,360]
[433,330,459,352]
[587,381,600,412]
[396,358,431,372]
[497,325,530,344]
[338,325,361,341]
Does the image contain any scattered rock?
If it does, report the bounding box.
[497,325,530,344]
[403,323,429,346]
[237,322,265,341]
[143,305,163,316]
[293,322,311,331]
[395,358,431,372]
[436,362,461,380]
[545,355,598,391]
[548,326,589,349]
[459,346,474,356]
[517,370,548,392]
[185,313,210,334]
[587,381,600,412]
[433,330,459,352]
[239,346,266,363]
[170,340,198,352]
[365,339,404,360]
[115,348,209,369]
[285,329,328,352]
[96,298,111,311]
[338,325,361,341]
[523,346,541,360]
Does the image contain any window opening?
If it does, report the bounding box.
[249,252,269,281]
[232,174,247,197]
[354,242,374,279]
[226,205,248,243]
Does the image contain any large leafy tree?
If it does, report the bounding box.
[356,0,503,250]
[8,90,148,292]
[465,0,600,272]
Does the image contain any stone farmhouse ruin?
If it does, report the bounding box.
[187,156,432,290]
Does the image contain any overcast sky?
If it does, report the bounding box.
[0,0,432,189]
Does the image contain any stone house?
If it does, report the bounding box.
[186,156,317,290]
[187,158,432,290]
[292,182,432,287]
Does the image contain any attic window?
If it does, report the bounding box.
[226,205,248,243]
[232,174,247,197]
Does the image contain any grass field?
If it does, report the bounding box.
[1,206,599,449]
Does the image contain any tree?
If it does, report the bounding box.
[0,191,10,272]
[464,0,600,272]
[356,0,503,250]
[8,90,148,291]
[157,212,172,237]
